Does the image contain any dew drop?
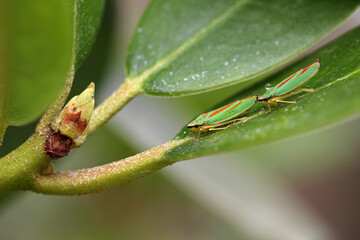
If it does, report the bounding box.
[265,83,272,90]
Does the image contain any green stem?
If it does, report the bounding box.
[0,67,74,196]
[88,79,142,135]
[0,124,6,147]
[0,77,142,196]
[0,133,51,196]
[30,138,189,195]
[0,78,154,196]
[35,66,75,133]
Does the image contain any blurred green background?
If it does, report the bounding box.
[1,1,360,239]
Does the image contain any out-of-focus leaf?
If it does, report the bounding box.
[127,0,359,96]
[0,0,104,144]
[74,0,105,69]
[0,122,36,158]
[71,0,115,97]
[0,1,72,137]
[166,27,360,161]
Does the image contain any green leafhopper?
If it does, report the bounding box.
[187,95,258,134]
[258,59,321,113]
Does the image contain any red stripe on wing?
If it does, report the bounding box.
[225,101,243,113]
[276,70,299,90]
[300,64,312,74]
[208,95,256,118]
[223,95,256,114]
[275,60,320,90]
[208,103,233,118]
[300,59,320,74]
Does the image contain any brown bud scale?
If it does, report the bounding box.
[63,111,88,134]
[44,131,72,158]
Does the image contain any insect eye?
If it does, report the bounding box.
[188,124,202,128]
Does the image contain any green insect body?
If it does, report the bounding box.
[187,95,258,133]
[258,59,321,113]
[187,59,321,138]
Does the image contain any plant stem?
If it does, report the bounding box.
[0,77,143,196]
[88,79,142,136]
[35,66,75,133]
[31,138,189,195]
[0,67,75,196]
[0,133,51,196]
[0,124,6,147]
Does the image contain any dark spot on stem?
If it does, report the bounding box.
[45,131,72,158]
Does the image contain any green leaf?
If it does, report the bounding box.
[73,0,105,69]
[0,1,71,130]
[166,26,360,161]
[0,0,104,144]
[127,0,359,96]
[71,0,115,97]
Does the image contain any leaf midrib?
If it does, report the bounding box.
[237,68,360,121]
[128,0,250,88]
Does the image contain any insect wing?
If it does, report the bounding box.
[272,59,321,96]
[202,95,257,125]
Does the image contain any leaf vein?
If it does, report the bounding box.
[129,0,250,86]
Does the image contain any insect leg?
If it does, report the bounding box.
[265,103,272,114]
[282,88,315,99]
[208,117,248,131]
[226,117,248,124]
[208,125,232,131]
[293,88,314,94]
[276,99,296,104]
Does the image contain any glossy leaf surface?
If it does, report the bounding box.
[0,0,104,142]
[127,0,359,96]
[166,27,360,161]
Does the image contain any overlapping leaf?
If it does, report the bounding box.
[166,27,360,161]
[127,0,359,96]
[0,0,104,144]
